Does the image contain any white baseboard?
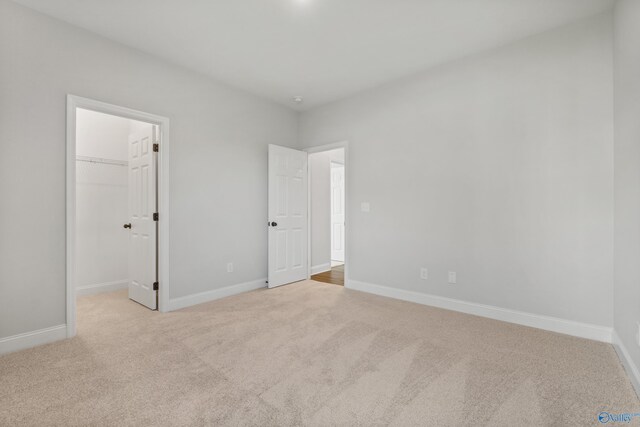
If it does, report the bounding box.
[346,279,612,343]
[168,278,267,311]
[613,330,640,396]
[76,279,128,296]
[0,324,67,355]
[311,263,331,275]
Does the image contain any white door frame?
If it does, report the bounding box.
[305,141,349,286]
[66,95,171,338]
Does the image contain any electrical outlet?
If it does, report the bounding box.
[448,271,457,284]
[420,268,428,280]
[227,262,234,273]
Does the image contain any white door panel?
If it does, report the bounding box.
[268,144,308,288]
[127,125,157,309]
[331,163,345,262]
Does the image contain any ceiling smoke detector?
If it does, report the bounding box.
[292,96,304,104]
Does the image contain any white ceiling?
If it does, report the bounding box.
[13,0,614,110]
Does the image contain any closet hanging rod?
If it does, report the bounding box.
[75,155,128,167]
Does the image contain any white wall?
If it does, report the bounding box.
[613,0,640,381]
[76,159,128,293]
[0,0,298,339]
[310,148,344,271]
[76,108,130,161]
[75,109,146,294]
[0,0,622,351]
[300,14,614,328]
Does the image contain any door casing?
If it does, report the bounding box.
[66,95,171,338]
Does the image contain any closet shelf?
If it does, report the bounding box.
[76,155,128,167]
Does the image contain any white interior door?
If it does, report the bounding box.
[127,125,157,309]
[331,162,345,263]
[268,144,308,288]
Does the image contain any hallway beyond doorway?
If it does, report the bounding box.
[311,264,344,286]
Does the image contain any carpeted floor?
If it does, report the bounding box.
[1,280,638,426]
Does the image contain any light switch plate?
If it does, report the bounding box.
[361,202,370,212]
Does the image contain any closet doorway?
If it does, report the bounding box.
[66,95,170,338]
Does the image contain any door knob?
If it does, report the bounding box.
[270,222,277,227]
[123,223,131,229]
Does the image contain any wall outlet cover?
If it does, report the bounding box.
[448,271,457,284]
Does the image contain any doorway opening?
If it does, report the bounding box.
[66,95,170,338]
[309,147,346,286]
[266,142,348,289]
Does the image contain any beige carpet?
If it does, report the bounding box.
[1,280,638,426]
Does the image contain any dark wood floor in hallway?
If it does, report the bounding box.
[311,264,344,286]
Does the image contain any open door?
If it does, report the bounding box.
[126,125,158,309]
[268,144,308,288]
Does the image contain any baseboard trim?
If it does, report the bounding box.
[613,331,640,397]
[76,279,128,296]
[0,324,67,355]
[346,279,612,343]
[168,278,267,311]
[311,263,331,275]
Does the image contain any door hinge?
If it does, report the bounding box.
[153,282,159,291]
[153,212,159,221]
[153,143,159,152]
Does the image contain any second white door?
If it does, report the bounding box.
[127,125,158,309]
[268,144,308,288]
